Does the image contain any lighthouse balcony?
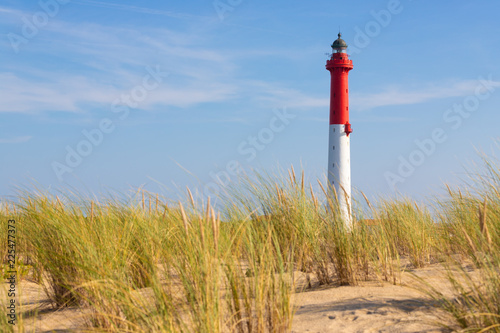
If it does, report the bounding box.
[331,59,352,65]
[326,58,353,69]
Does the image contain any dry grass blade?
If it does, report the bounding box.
[90,201,94,223]
[310,184,318,211]
[276,183,282,205]
[199,215,206,249]
[361,191,372,210]
[179,201,189,233]
[162,202,169,219]
[478,197,492,247]
[56,196,63,210]
[211,207,219,251]
[206,197,211,222]
[301,170,305,192]
[141,190,145,211]
[317,179,327,197]
[187,187,195,207]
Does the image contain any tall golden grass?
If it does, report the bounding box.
[1,157,500,332]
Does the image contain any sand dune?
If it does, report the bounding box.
[5,262,459,332]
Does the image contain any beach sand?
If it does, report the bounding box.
[5,263,456,332]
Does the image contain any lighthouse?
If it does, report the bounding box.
[326,33,353,228]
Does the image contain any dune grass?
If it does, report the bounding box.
[1,157,500,332]
[419,158,500,333]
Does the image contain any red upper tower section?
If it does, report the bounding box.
[326,33,353,130]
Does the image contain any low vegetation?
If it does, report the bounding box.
[1,157,500,332]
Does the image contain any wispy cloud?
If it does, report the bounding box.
[0,18,237,114]
[0,71,237,113]
[0,11,328,117]
[240,78,500,114]
[0,73,118,113]
[247,81,329,108]
[352,116,415,123]
[0,5,26,24]
[0,136,32,144]
[351,79,500,110]
[0,6,16,13]
[72,0,212,20]
[5,8,497,121]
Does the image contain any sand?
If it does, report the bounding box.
[3,263,457,332]
[290,262,457,333]
[292,283,446,333]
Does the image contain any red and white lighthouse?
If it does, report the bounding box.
[326,33,353,228]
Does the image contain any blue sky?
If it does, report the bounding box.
[1,0,500,203]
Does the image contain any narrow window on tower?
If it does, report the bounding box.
[332,146,335,150]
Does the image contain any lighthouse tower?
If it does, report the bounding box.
[326,33,353,228]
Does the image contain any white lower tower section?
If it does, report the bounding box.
[328,124,352,228]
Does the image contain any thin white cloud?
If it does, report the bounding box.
[353,116,415,123]
[147,84,237,108]
[72,0,212,20]
[0,18,238,114]
[0,136,32,144]
[242,78,500,113]
[1,12,323,116]
[245,81,329,108]
[0,73,117,113]
[0,6,26,25]
[351,79,500,110]
[5,10,497,120]
[0,5,24,15]
[302,116,415,123]
[0,71,238,113]
[0,6,15,13]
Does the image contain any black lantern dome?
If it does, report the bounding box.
[331,33,348,52]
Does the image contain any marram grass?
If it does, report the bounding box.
[1,158,500,332]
